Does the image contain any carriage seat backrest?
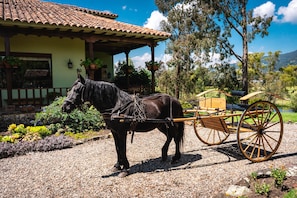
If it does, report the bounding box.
[198,97,226,111]
[230,90,246,97]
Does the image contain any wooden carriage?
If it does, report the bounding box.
[184,90,283,162]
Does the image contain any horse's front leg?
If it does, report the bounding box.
[111,129,130,177]
[111,130,122,172]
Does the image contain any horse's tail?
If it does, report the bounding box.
[177,106,185,147]
[178,119,185,147]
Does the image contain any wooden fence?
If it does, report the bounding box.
[0,87,68,112]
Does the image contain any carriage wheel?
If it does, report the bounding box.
[193,120,230,145]
[237,101,283,162]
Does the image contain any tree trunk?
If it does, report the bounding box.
[175,64,181,99]
[241,1,248,95]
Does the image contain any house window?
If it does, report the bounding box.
[0,53,52,88]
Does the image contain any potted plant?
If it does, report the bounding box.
[1,56,22,68]
[145,60,163,71]
[80,58,102,70]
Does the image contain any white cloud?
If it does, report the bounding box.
[131,53,151,68]
[276,0,297,23]
[122,5,127,10]
[129,52,171,69]
[143,10,167,30]
[253,1,275,18]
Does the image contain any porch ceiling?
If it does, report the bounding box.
[0,24,164,55]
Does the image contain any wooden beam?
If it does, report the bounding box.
[0,25,162,45]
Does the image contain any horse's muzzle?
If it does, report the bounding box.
[62,102,74,113]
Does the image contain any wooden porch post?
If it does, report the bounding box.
[4,36,13,105]
[88,41,94,59]
[150,43,156,93]
[86,40,95,80]
[125,50,130,89]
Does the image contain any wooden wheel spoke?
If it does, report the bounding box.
[263,112,278,128]
[260,136,268,157]
[264,121,280,130]
[206,129,213,142]
[216,131,222,142]
[262,134,275,151]
[242,133,258,143]
[195,125,230,145]
[249,136,259,158]
[263,133,279,145]
[258,107,265,125]
[248,112,259,127]
[242,118,257,130]
[243,133,258,152]
[257,137,263,158]
[254,105,260,125]
[212,129,216,143]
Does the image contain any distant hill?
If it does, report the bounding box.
[276,50,297,69]
[228,50,297,70]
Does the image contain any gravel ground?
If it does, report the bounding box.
[0,124,296,198]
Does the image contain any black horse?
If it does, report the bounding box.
[62,75,184,177]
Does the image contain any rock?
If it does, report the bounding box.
[236,177,250,188]
[287,166,297,177]
[225,185,251,197]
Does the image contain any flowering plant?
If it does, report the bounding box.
[145,60,163,70]
[80,58,102,69]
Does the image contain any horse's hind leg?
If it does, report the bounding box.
[161,134,173,162]
[158,124,173,162]
[171,137,181,163]
[171,122,184,163]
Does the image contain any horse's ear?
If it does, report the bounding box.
[78,74,85,84]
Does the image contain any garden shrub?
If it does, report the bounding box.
[1,124,53,143]
[35,97,105,133]
[289,91,297,112]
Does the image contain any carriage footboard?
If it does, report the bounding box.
[199,116,230,133]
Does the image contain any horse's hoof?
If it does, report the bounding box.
[118,170,129,178]
[111,166,121,172]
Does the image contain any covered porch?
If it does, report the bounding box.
[0,0,170,114]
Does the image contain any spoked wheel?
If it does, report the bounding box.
[237,101,283,162]
[193,120,230,145]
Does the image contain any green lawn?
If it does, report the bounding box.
[281,112,297,123]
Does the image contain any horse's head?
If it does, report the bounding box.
[62,75,86,113]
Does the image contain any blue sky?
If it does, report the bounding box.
[46,0,297,68]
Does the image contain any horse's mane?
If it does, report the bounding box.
[84,79,133,114]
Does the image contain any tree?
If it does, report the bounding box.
[240,51,283,101]
[156,0,273,96]
[280,65,297,87]
[211,63,239,91]
[157,1,220,98]
[210,0,273,94]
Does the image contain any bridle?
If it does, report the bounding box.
[64,82,85,107]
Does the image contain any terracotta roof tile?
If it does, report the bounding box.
[0,0,170,38]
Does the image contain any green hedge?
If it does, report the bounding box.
[35,97,105,133]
